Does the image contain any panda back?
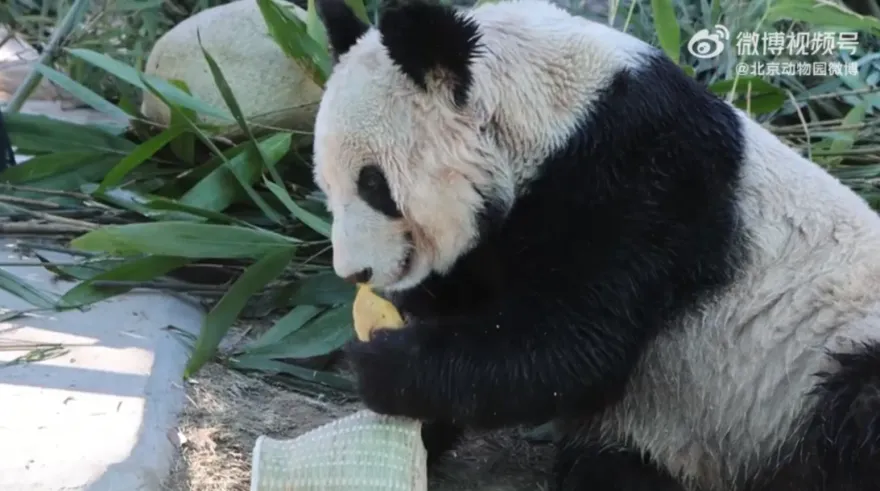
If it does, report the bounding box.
[573,109,880,490]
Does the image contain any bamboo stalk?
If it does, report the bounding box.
[3,0,93,113]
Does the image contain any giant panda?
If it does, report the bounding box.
[309,0,880,489]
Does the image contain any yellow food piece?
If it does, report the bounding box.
[353,284,405,341]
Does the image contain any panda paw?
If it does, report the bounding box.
[344,327,429,418]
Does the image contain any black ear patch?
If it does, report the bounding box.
[316,0,370,62]
[378,0,482,107]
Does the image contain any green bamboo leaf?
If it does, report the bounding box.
[98,125,187,191]
[263,178,331,237]
[3,112,135,156]
[178,132,292,214]
[85,184,169,218]
[651,0,680,63]
[0,268,58,309]
[306,0,329,50]
[766,0,880,36]
[710,0,723,25]
[257,0,331,86]
[66,48,234,121]
[115,91,140,117]
[343,0,369,24]
[243,302,353,359]
[2,155,124,200]
[228,356,353,391]
[831,164,880,180]
[708,76,782,96]
[34,254,126,282]
[167,80,198,165]
[739,95,786,115]
[826,103,868,166]
[196,34,286,187]
[32,64,131,123]
[168,139,252,194]
[288,271,355,305]
[69,222,298,259]
[144,197,261,228]
[708,76,786,115]
[185,247,299,376]
[0,150,109,183]
[138,73,284,224]
[58,255,192,307]
[112,0,164,9]
[196,35,255,141]
[242,304,324,352]
[89,182,251,225]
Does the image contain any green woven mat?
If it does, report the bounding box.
[250,409,428,491]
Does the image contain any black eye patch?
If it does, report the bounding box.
[357,164,403,218]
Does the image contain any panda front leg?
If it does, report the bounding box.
[420,419,466,466]
[342,291,651,429]
[553,437,686,491]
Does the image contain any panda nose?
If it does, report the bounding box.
[343,268,372,284]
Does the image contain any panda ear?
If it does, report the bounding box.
[316,0,370,63]
[378,0,482,107]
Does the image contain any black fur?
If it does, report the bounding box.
[420,420,467,467]
[474,186,509,238]
[554,440,686,491]
[315,0,370,62]
[378,0,482,107]
[344,46,750,483]
[0,109,15,171]
[357,164,403,218]
[386,229,506,324]
[742,341,880,491]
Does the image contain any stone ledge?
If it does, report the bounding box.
[0,241,205,491]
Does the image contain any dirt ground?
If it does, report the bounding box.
[164,361,554,491]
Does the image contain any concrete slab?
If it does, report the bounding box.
[0,240,205,490]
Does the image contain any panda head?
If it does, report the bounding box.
[312,0,650,291]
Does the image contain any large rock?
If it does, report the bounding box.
[140,0,324,139]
